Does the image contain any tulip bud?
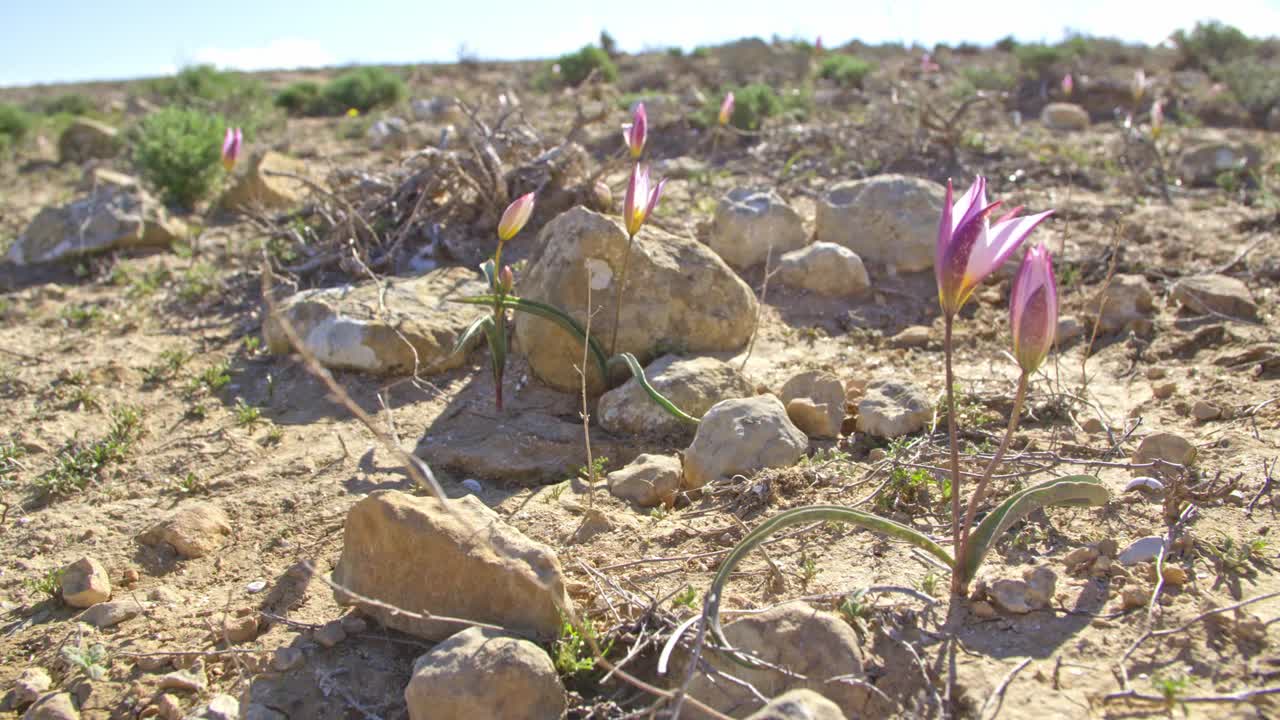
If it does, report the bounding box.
[1131,69,1146,102]
[593,180,613,212]
[1010,244,1058,375]
[1061,73,1074,97]
[623,163,666,238]
[497,192,535,241]
[815,36,823,53]
[221,127,242,172]
[1150,99,1164,139]
[498,265,515,294]
[718,92,735,127]
[623,103,647,159]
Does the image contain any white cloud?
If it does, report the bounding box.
[190,38,336,71]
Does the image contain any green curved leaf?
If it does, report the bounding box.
[453,294,610,378]
[484,315,508,381]
[608,352,699,425]
[703,505,953,665]
[452,314,494,357]
[958,475,1109,585]
[479,259,497,291]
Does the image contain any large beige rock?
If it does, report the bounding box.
[221,151,313,210]
[138,502,232,559]
[597,355,754,438]
[513,208,756,392]
[263,267,487,375]
[815,175,945,273]
[776,242,870,297]
[607,453,683,507]
[780,370,845,439]
[1178,142,1262,187]
[1093,274,1155,334]
[1040,102,1090,131]
[59,557,111,608]
[1171,274,1258,320]
[332,492,572,641]
[683,395,808,489]
[1132,432,1197,475]
[708,188,808,269]
[6,187,184,266]
[58,118,120,163]
[405,627,565,720]
[21,692,79,720]
[856,380,931,439]
[679,602,875,718]
[746,690,847,720]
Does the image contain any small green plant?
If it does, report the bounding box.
[132,107,226,208]
[321,67,407,115]
[145,64,275,133]
[1014,44,1068,79]
[274,81,324,116]
[1151,671,1190,713]
[838,589,873,638]
[262,425,284,446]
[553,615,610,678]
[242,336,262,354]
[177,262,220,303]
[34,407,142,498]
[62,640,110,681]
[233,398,262,427]
[919,571,941,597]
[0,441,26,486]
[818,55,875,89]
[544,482,568,504]
[799,554,819,588]
[1204,534,1269,575]
[648,504,670,522]
[34,93,96,116]
[143,348,192,384]
[706,83,783,131]
[25,568,63,599]
[0,103,33,152]
[192,360,231,394]
[672,586,698,610]
[59,303,102,328]
[174,472,206,494]
[877,466,949,514]
[543,45,618,87]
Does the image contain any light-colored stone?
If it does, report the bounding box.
[1093,274,1155,333]
[59,557,111,608]
[156,694,182,720]
[708,188,808,269]
[332,492,572,641]
[1119,536,1165,566]
[368,117,410,150]
[12,667,52,707]
[80,599,145,628]
[679,601,875,718]
[815,175,945,273]
[1178,142,1262,187]
[189,694,240,720]
[404,627,565,720]
[1056,316,1084,344]
[219,614,258,644]
[263,267,487,376]
[775,242,870,297]
[58,118,120,163]
[160,662,208,693]
[1192,401,1222,421]
[221,151,314,211]
[1040,102,1090,131]
[779,371,845,439]
[6,186,181,266]
[607,453,683,507]
[856,380,932,439]
[745,689,847,720]
[139,502,232,559]
[971,600,998,619]
[21,692,79,720]
[513,207,757,392]
[1024,566,1056,607]
[78,167,138,193]
[683,395,808,490]
[1171,274,1258,320]
[1132,432,1197,474]
[888,325,930,348]
[412,96,464,124]
[597,355,754,438]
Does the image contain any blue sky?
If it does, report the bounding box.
[3,0,1279,87]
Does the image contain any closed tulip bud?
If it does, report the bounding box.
[593,179,613,212]
[1061,73,1074,97]
[718,92,735,126]
[815,36,823,53]
[498,265,515,294]
[1150,99,1164,139]
[935,176,1053,317]
[623,163,666,237]
[1132,69,1147,102]
[1010,244,1058,375]
[497,192,535,242]
[623,103,647,159]
[221,127,242,172]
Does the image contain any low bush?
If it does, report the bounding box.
[1173,21,1255,70]
[0,103,33,151]
[32,93,96,116]
[544,45,618,87]
[1213,57,1280,127]
[145,65,275,134]
[132,107,226,208]
[275,68,406,116]
[698,83,808,131]
[274,81,323,115]
[1014,44,1068,78]
[818,55,875,89]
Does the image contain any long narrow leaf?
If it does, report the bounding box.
[958,475,1109,585]
[609,352,699,425]
[453,294,610,379]
[483,317,507,377]
[702,505,953,665]
[452,314,494,357]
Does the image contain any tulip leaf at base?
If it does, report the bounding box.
[609,353,699,425]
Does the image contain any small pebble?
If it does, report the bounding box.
[460,479,484,494]
[246,580,267,594]
[1153,383,1177,400]
[1192,401,1222,421]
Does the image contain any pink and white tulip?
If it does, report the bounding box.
[1131,69,1147,101]
[935,176,1053,317]
[497,192,535,241]
[221,127,242,172]
[1061,73,1074,97]
[718,92,735,126]
[623,103,647,159]
[1150,99,1164,138]
[1010,244,1058,374]
[623,163,665,237]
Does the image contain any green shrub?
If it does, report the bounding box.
[818,55,875,89]
[132,107,226,208]
[318,67,407,114]
[1173,21,1255,70]
[33,93,96,116]
[0,103,33,151]
[274,81,323,116]
[1213,57,1280,127]
[549,45,618,87]
[1014,44,1068,78]
[961,66,1015,92]
[994,35,1018,53]
[145,65,275,134]
[700,83,805,131]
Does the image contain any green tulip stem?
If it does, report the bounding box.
[944,314,963,595]
[959,371,1030,551]
[608,231,637,359]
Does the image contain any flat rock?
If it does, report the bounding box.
[1040,102,1090,131]
[513,208,756,392]
[1119,536,1166,566]
[189,694,239,720]
[888,325,930,348]
[1171,274,1258,320]
[59,557,111,608]
[160,662,208,693]
[780,370,845,439]
[708,188,808,269]
[138,502,232,559]
[221,151,314,211]
[332,492,572,641]
[13,667,52,707]
[746,690,847,720]
[81,599,145,628]
[58,118,120,163]
[815,175,945,273]
[775,242,870,297]
[1178,142,1262,187]
[1094,274,1155,333]
[21,692,79,720]
[683,395,808,490]
[597,355,754,438]
[264,267,487,375]
[856,380,932,439]
[1132,432,1196,474]
[368,117,410,150]
[404,627,565,720]
[678,601,876,718]
[6,186,184,266]
[607,453,683,507]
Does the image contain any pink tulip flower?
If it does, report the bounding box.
[623,163,665,238]
[1010,244,1058,374]
[718,92,735,126]
[1061,73,1074,97]
[497,192,535,242]
[221,127,242,172]
[623,103,647,159]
